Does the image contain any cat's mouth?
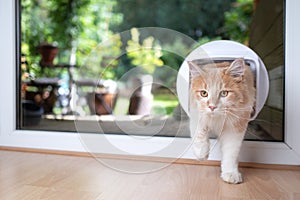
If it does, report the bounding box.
[206,108,221,114]
[205,107,230,115]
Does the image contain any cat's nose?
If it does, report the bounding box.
[208,105,217,111]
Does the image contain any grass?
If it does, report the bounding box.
[152,93,178,115]
[51,90,178,116]
[113,92,178,116]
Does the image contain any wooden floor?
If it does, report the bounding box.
[0,150,300,200]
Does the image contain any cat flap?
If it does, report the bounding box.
[188,58,257,118]
[177,40,269,120]
[190,58,257,86]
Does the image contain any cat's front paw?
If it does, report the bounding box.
[193,142,209,160]
[221,171,243,184]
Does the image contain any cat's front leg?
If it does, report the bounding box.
[219,130,245,184]
[193,130,210,160]
[190,117,210,160]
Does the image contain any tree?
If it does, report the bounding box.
[221,0,253,44]
[21,0,122,76]
[126,28,163,73]
[112,0,234,39]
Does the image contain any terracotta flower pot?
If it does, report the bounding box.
[38,43,59,66]
[87,92,117,115]
[22,100,43,126]
[128,75,153,115]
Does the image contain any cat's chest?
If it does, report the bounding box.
[201,113,227,136]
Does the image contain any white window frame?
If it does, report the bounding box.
[0,0,299,165]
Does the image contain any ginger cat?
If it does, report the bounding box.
[189,58,255,184]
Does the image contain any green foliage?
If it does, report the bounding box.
[21,0,253,80]
[78,34,122,80]
[48,0,90,50]
[21,0,54,65]
[112,0,234,39]
[197,36,222,47]
[152,93,178,115]
[160,38,192,71]
[222,0,253,44]
[126,28,164,73]
[20,0,255,119]
[21,0,122,79]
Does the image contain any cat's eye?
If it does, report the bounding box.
[199,90,208,97]
[220,90,229,97]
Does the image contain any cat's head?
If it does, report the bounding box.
[189,58,255,115]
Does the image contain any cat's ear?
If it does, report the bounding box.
[188,61,206,78]
[226,58,245,78]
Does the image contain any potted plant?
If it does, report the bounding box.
[79,34,122,115]
[21,54,44,125]
[38,43,59,66]
[126,28,164,115]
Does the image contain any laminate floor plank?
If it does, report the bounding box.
[0,150,300,200]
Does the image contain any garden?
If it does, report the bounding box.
[20,0,253,131]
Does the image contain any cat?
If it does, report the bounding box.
[188,58,255,184]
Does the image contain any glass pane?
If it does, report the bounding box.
[248,0,284,141]
[19,0,284,142]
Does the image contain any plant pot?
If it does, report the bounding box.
[22,100,44,126]
[128,92,153,115]
[25,90,57,114]
[87,92,117,115]
[128,75,153,115]
[38,43,59,66]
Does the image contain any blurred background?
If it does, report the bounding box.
[19,0,284,141]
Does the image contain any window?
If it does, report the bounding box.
[19,0,284,142]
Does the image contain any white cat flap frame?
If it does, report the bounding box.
[177,40,269,121]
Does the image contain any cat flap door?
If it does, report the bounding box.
[177,40,269,120]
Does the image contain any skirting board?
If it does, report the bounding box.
[0,146,299,171]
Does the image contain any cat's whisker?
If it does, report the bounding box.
[222,106,253,112]
[224,114,250,136]
[224,110,252,121]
